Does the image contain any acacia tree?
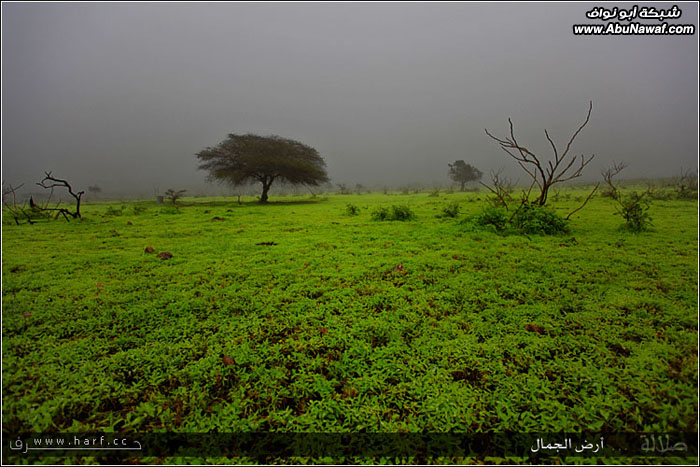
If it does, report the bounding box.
[164,188,187,204]
[485,101,594,206]
[448,160,483,191]
[196,134,329,203]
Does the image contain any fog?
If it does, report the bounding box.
[2,2,698,197]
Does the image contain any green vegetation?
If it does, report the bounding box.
[371,204,416,221]
[470,204,571,236]
[438,201,460,219]
[2,187,697,464]
[615,191,653,233]
[346,203,360,216]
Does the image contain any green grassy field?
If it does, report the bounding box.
[2,188,697,464]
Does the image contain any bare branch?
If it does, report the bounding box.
[2,182,39,224]
[479,168,514,210]
[553,153,596,184]
[565,183,600,220]
[560,101,593,161]
[601,161,627,199]
[35,172,84,220]
[514,159,542,190]
[485,101,594,206]
[544,129,558,161]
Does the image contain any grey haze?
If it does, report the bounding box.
[2,2,698,197]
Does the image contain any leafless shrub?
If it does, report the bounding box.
[479,169,514,209]
[601,161,627,200]
[601,162,652,232]
[3,180,65,224]
[36,171,85,220]
[675,167,698,199]
[485,101,595,206]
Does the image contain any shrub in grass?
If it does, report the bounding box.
[510,204,570,235]
[616,192,652,232]
[371,205,416,221]
[470,204,569,235]
[371,206,389,221]
[159,206,181,215]
[104,206,123,217]
[132,204,148,215]
[346,204,360,216]
[472,206,509,232]
[439,202,460,218]
[390,205,416,221]
[674,168,697,200]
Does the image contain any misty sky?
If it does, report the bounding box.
[2,2,698,195]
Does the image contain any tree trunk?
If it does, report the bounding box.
[75,194,82,217]
[260,180,271,203]
[460,181,466,192]
[536,186,549,206]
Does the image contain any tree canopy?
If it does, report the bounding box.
[196,134,329,203]
[448,160,483,191]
